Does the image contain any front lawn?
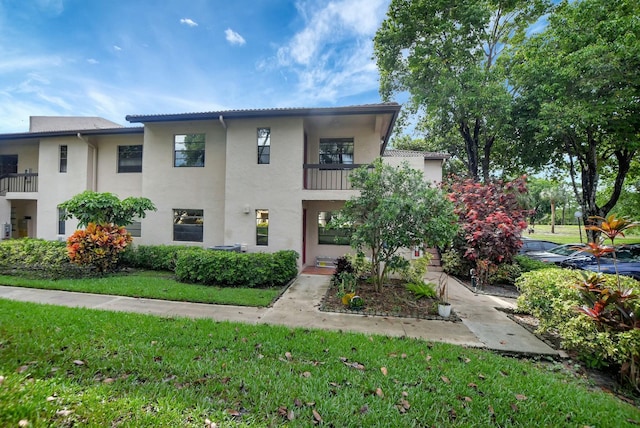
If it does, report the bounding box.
[0,270,280,307]
[0,300,637,427]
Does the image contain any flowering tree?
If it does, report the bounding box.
[58,191,156,272]
[446,176,530,285]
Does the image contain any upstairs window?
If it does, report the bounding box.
[257,128,271,164]
[256,209,269,246]
[173,209,203,242]
[59,145,68,173]
[174,134,205,167]
[319,138,354,165]
[118,145,143,173]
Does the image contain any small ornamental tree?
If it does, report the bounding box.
[342,159,458,292]
[58,191,156,272]
[446,176,530,285]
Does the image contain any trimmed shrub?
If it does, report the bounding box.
[0,238,89,278]
[121,244,201,271]
[514,255,557,273]
[175,249,298,288]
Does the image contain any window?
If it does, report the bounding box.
[58,208,66,235]
[174,134,205,167]
[118,145,143,173]
[59,145,68,173]
[257,128,271,164]
[318,211,352,245]
[173,209,203,242]
[256,209,268,246]
[127,221,142,238]
[319,138,354,164]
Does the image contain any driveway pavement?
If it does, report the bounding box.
[0,273,558,356]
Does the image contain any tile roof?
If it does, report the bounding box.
[383,149,450,160]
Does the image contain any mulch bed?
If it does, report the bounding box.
[319,278,461,321]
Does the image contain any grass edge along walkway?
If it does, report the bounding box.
[0,299,638,427]
[0,270,281,307]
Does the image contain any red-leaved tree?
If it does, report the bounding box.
[446,176,530,285]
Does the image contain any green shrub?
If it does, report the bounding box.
[0,238,89,279]
[121,245,201,271]
[175,249,298,288]
[515,255,557,273]
[441,248,473,278]
[517,269,640,385]
[488,262,522,285]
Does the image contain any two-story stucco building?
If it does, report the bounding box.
[0,103,447,269]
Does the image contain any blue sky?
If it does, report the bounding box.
[0,0,391,132]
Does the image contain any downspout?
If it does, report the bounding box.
[219,115,227,129]
[77,133,98,191]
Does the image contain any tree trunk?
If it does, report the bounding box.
[459,119,479,182]
[550,200,556,234]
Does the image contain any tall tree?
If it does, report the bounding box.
[374,0,551,182]
[506,0,640,240]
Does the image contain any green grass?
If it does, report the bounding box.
[528,224,640,245]
[0,270,280,307]
[0,300,638,427]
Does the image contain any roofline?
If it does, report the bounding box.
[125,103,402,124]
[0,127,144,141]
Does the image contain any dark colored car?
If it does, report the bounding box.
[519,238,560,254]
[560,244,640,280]
[525,243,584,265]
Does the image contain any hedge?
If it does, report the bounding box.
[175,249,299,288]
[0,238,89,278]
[120,244,202,271]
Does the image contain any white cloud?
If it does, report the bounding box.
[180,18,198,27]
[271,0,389,104]
[87,58,99,65]
[113,45,122,51]
[225,28,246,46]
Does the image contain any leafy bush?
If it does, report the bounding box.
[175,249,298,288]
[0,238,89,279]
[66,223,132,272]
[488,262,522,286]
[517,269,640,390]
[121,245,201,271]
[446,176,530,285]
[441,248,473,278]
[514,255,556,273]
[345,252,372,279]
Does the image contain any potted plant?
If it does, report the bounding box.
[437,272,452,318]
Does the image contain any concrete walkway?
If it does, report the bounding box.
[0,273,558,356]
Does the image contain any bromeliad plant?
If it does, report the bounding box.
[571,214,640,391]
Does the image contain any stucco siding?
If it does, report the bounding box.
[138,121,226,246]
[224,117,304,254]
[95,134,144,197]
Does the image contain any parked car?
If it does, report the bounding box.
[525,243,584,265]
[560,244,640,280]
[519,238,560,254]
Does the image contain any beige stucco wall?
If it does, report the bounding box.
[223,117,304,255]
[0,141,39,173]
[95,134,144,197]
[139,121,226,246]
[37,136,90,240]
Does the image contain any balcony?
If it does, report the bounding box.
[303,164,372,190]
[0,173,38,196]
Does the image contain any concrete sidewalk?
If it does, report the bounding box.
[0,273,558,356]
